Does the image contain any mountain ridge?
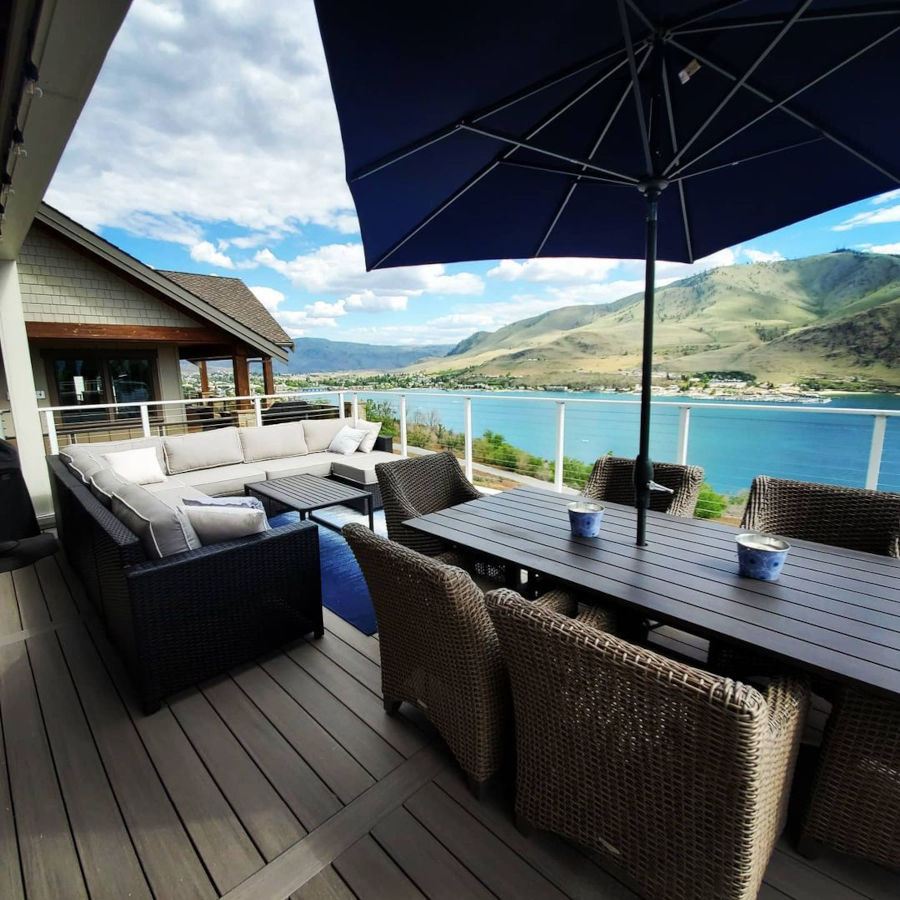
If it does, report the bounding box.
[424,251,900,387]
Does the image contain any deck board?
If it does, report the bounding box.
[27,630,151,900]
[0,551,892,900]
[0,640,88,899]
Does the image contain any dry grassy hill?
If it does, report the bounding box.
[413,251,900,387]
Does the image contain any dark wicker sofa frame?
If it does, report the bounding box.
[48,455,323,713]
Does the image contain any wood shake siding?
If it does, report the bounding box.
[17,227,198,329]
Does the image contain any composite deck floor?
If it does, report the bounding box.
[0,553,895,900]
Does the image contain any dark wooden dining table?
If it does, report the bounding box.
[406,485,900,700]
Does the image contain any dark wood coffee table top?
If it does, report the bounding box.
[407,485,900,700]
[246,474,374,530]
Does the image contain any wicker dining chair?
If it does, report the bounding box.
[375,450,481,557]
[581,455,704,517]
[708,476,900,870]
[342,522,584,796]
[741,475,900,556]
[486,588,809,900]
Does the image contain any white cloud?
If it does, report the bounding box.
[306,299,346,318]
[344,291,407,312]
[189,240,235,269]
[872,188,900,204]
[46,0,356,239]
[487,257,621,283]
[832,204,900,231]
[248,285,285,313]
[254,243,483,296]
[743,248,784,263]
[870,241,900,254]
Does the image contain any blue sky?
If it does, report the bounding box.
[46,0,900,348]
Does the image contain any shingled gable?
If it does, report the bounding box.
[33,204,292,363]
[159,270,292,349]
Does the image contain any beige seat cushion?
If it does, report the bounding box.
[239,422,308,461]
[149,484,210,507]
[301,418,348,453]
[163,426,244,474]
[176,463,267,496]
[261,453,341,479]
[331,450,401,485]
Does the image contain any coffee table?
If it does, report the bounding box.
[245,473,374,532]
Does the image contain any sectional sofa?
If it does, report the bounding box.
[48,417,396,711]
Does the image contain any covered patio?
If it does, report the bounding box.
[1,548,894,900]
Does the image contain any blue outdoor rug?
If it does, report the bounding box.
[269,507,383,635]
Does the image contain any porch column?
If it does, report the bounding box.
[232,349,251,407]
[262,356,275,396]
[198,359,210,395]
[0,261,53,520]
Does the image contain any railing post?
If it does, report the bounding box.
[139,403,151,438]
[352,392,360,423]
[44,409,59,456]
[464,396,473,481]
[676,405,691,465]
[865,414,887,490]
[337,391,346,419]
[399,395,408,457]
[554,401,566,492]
[253,396,263,428]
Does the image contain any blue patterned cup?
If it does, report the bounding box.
[568,501,605,537]
[736,533,790,581]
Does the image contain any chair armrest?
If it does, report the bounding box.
[763,677,810,738]
[373,434,393,452]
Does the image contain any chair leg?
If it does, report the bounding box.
[466,773,490,800]
[796,833,824,860]
[515,813,536,837]
[383,698,401,715]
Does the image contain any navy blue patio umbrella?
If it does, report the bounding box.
[313,1,900,544]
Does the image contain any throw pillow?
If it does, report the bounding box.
[328,425,367,455]
[183,505,269,545]
[110,482,201,559]
[301,417,348,452]
[103,447,167,484]
[354,419,383,453]
[181,495,265,512]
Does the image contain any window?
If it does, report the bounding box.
[45,351,158,423]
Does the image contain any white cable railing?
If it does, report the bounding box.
[38,389,900,516]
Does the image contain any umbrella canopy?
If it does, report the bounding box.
[314,0,900,542]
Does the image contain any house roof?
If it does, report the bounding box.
[34,204,292,363]
[159,270,292,348]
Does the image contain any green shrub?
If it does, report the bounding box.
[694,482,729,519]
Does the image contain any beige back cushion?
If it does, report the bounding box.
[61,436,164,483]
[110,482,201,559]
[239,423,308,462]
[163,426,244,474]
[302,417,348,453]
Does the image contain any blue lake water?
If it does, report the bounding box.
[357,390,900,497]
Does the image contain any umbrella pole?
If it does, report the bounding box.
[635,183,662,546]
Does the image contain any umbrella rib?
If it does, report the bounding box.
[676,8,900,36]
[349,44,639,183]
[671,137,825,182]
[660,54,694,263]
[499,159,633,186]
[533,50,651,257]
[671,0,754,32]
[368,162,501,269]
[617,0,653,174]
[666,28,900,184]
[663,0,813,179]
[461,124,638,183]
